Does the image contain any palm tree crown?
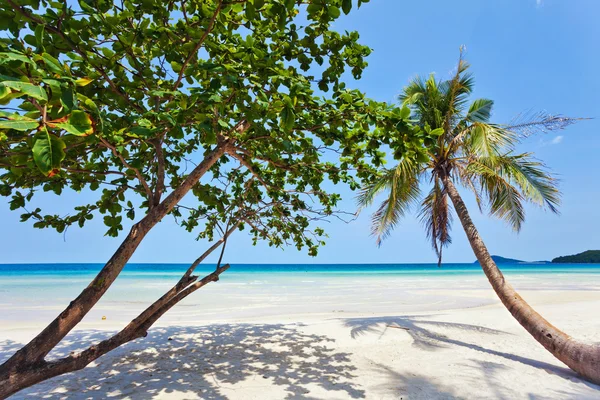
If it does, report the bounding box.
[358,54,578,264]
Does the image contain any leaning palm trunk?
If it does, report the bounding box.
[443,175,600,384]
[359,55,596,384]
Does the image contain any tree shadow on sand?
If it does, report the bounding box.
[0,339,23,363]
[2,324,366,399]
[369,361,460,400]
[341,315,600,391]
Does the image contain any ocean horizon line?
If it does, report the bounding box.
[0,261,555,266]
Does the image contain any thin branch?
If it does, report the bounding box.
[178,221,240,287]
[99,138,154,206]
[228,150,269,188]
[172,0,223,92]
[152,140,166,205]
[215,220,231,269]
[64,168,127,176]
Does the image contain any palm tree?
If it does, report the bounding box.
[358,54,600,384]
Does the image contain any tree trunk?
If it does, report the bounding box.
[0,264,230,399]
[442,175,600,384]
[0,144,228,398]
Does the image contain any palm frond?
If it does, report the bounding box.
[504,111,584,138]
[446,99,494,155]
[454,163,484,213]
[399,75,427,106]
[401,73,448,130]
[441,54,474,140]
[418,178,452,266]
[481,153,560,213]
[356,171,395,211]
[465,98,493,123]
[360,159,422,245]
[489,181,525,232]
[466,158,526,231]
[465,123,518,158]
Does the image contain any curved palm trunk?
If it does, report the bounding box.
[442,175,600,384]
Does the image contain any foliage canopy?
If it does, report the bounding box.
[0,0,431,254]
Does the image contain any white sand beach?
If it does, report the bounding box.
[2,272,600,399]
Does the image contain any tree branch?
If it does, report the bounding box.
[99,138,154,207]
[152,140,166,205]
[172,0,223,92]
[228,150,269,189]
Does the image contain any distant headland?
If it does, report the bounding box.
[473,251,600,264]
[552,250,600,264]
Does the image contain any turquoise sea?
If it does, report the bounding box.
[2,262,600,278]
[2,262,600,302]
[2,262,600,325]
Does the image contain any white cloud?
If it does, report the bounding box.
[550,135,563,145]
[536,0,543,7]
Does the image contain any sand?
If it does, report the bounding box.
[1,273,600,399]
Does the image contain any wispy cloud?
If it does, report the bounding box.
[536,0,543,7]
[539,135,564,147]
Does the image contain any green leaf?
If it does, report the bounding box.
[416,151,429,163]
[430,128,444,136]
[60,88,75,112]
[0,118,39,131]
[40,53,64,75]
[280,106,295,131]
[204,129,216,145]
[0,52,34,65]
[76,93,100,115]
[245,2,256,20]
[32,128,66,176]
[128,126,157,137]
[328,6,341,18]
[34,25,45,50]
[1,81,48,103]
[55,110,94,136]
[342,0,352,14]
[400,106,411,120]
[0,85,10,100]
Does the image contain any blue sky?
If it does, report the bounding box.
[2,0,599,264]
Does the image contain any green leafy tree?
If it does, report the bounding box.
[358,54,599,384]
[0,0,426,395]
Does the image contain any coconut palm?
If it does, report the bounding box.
[358,54,600,384]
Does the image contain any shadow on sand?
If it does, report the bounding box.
[340,315,600,391]
[3,316,599,399]
[1,324,365,399]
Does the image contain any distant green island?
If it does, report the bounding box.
[552,250,600,264]
[473,251,600,264]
